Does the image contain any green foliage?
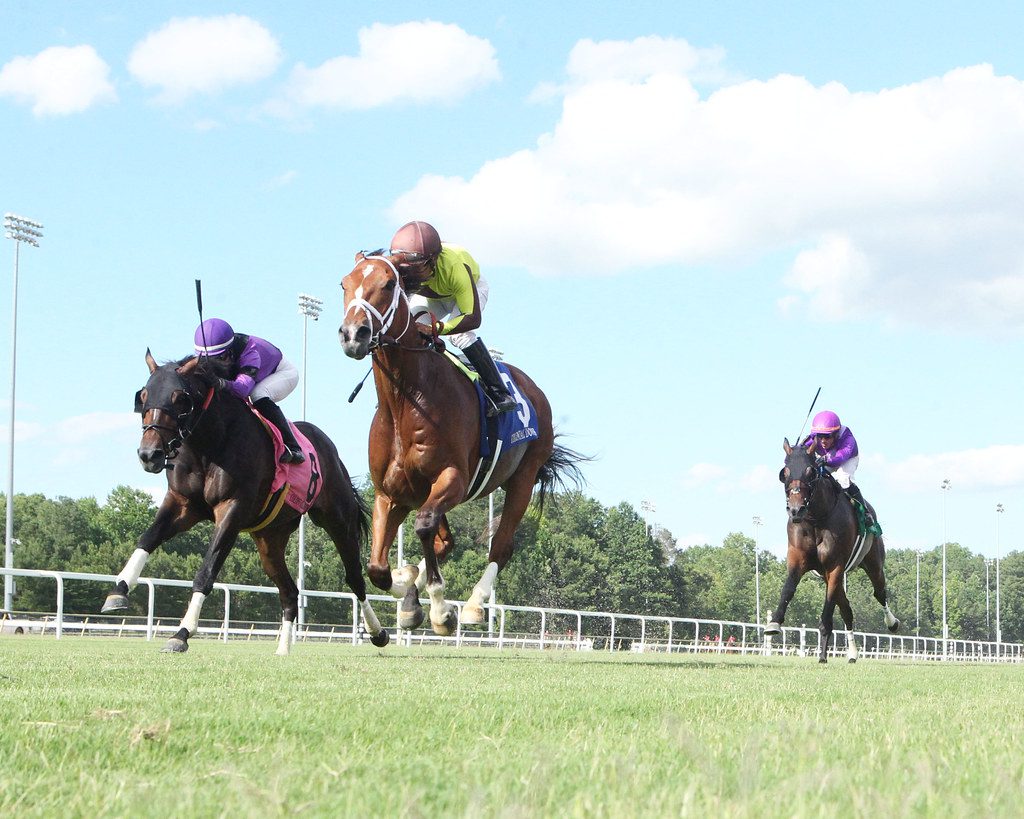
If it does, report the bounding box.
[2,486,1020,644]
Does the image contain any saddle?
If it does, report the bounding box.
[441,350,539,501]
[242,405,323,533]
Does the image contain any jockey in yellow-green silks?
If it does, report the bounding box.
[388,220,516,415]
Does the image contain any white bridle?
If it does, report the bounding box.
[344,255,412,346]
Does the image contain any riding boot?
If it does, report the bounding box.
[253,398,305,464]
[846,482,875,527]
[463,339,517,416]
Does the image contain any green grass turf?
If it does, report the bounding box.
[0,636,1021,817]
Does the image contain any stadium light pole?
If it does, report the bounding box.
[996,503,1004,657]
[3,213,42,613]
[984,558,992,638]
[641,500,655,538]
[752,515,763,626]
[296,293,323,632]
[915,549,922,638]
[940,478,951,656]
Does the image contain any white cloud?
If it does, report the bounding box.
[282,20,499,111]
[53,412,138,443]
[265,170,297,190]
[0,45,116,116]
[683,462,729,488]
[878,445,1024,492]
[737,464,779,493]
[392,41,1024,335]
[128,14,282,103]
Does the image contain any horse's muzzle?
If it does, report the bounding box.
[339,322,371,360]
[137,446,167,473]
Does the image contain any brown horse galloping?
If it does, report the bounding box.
[338,253,584,635]
[102,351,389,654]
[766,438,899,663]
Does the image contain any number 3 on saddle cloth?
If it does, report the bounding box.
[243,404,323,533]
[447,350,540,502]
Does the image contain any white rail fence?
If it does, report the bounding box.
[1,566,1021,663]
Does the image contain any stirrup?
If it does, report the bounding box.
[487,392,516,416]
[280,447,305,465]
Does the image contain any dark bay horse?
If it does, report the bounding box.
[102,350,389,654]
[338,253,584,635]
[767,438,899,663]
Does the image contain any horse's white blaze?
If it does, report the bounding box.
[180,591,206,635]
[116,548,150,590]
[361,599,383,635]
[884,605,898,628]
[846,630,859,661]
[275,617,293,656]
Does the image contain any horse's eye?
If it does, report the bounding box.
[384,278,396,291]
[783,467,790,479]
[804,467,814,477]
[171,390,191,408]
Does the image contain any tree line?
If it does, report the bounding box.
[5,484,1023,643]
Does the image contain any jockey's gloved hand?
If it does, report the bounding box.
[213,376,230,392]
[815,454,828,468]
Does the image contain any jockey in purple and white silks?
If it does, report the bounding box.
[194,318,304,464]
[388,220,516,416]
[800,409,872,518]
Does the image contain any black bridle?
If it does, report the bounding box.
[137,373,214,468]
[784,455,832,523]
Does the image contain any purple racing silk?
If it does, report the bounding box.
[801,425,858,467]
[226,335,283,399]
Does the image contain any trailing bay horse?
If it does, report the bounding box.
[338,252,584,634]
[102,350,389,654]
[767,438,899,663]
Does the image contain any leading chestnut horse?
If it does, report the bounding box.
[767,438,899,663]
[102,351,389,654]
[338,253,584,634]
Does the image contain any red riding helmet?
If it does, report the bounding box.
[390,221,442,261]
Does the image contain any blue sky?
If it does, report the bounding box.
[2,2,1022,560]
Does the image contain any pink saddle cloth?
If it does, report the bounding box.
[249,405,323,516]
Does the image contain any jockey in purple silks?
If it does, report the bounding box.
[194,318,304,464]
[801,409,871,518]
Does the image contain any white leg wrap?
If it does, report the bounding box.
[415,558,428,592]
[361,599,383,634]
[276,617,293,656]
[884,605,897,628]
[116,548,150,590]
[179,592,206,636]
[470,562,499,607]
[847,630,859,660]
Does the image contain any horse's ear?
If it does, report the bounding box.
[145,348,158,374]
[805,439,816,453]
[354,251,365,263]
[783,438,792,455]
[177,356,200,376]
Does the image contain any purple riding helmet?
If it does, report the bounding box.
[194,318,235,357]
[810,410,842,435]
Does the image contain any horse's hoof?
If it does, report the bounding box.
[460,603,485,626]
[370,629,390,648]
[101,594,129,613]
[431,609,458,637]
[161,638,188,653]
[398,606,424,631]
[764,622,781,636]
[848,657,857,664]
[391,564,419,595]
[888,619,900,634]
[818,657,827,664]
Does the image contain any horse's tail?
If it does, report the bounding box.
[350,478,371,545]
[534,439,590,516]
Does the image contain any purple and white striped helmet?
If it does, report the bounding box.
[194,318,235,356]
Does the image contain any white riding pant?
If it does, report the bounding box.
[827,456,859,489]
[408,276,490,351]
[250,356,299,403]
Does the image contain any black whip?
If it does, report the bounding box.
[348,367,372,403]
[795,386,822,443]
